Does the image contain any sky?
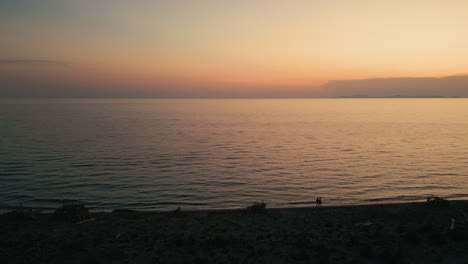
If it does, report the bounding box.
[1,0,468,98]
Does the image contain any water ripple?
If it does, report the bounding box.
[1,99,468,210]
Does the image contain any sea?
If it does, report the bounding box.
[1,98,467,211]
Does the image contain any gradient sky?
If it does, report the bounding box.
[1,0,468,97]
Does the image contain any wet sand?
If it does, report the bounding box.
[2,201,468,263]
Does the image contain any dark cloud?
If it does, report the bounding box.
[323,75,468,97]
[0,59,70,68]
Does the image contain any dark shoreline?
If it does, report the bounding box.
[2,200,468,263]
[2,199,462,213]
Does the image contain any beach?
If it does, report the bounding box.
[2,200,468,263]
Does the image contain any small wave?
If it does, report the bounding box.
[33,198,85,204]
[287,201,314,205]
[365,195,425,203]
[70,163,96,168]
[429,173,460,176]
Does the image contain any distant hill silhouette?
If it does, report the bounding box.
[325,75,468,98]
[333,94,457,98]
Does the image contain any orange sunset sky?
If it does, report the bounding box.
[1,0,468,97]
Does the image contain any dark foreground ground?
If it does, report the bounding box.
[2,201,468,264]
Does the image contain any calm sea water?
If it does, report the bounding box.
[1,99,468,210]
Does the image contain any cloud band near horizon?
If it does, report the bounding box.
[0,59,70,68]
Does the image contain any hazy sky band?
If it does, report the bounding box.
[1,0,468,97]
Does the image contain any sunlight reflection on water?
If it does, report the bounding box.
[1,99,468,210]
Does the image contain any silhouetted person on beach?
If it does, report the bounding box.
[316,197,322,206]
